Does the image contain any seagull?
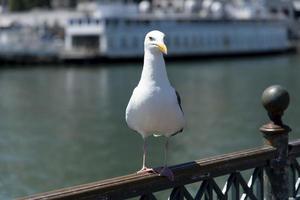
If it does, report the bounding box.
[125,30,185,181]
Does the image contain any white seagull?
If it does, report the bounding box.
[126,30,185,181]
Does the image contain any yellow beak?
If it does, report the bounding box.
[156,43,168,55]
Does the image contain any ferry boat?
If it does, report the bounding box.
[63,0,295,59]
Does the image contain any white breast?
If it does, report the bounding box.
[126,84,185,138]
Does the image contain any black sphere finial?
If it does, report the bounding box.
[262,85,289,125]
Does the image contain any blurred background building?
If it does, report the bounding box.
[0,0,299,61]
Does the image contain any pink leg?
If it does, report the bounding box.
[158,137,174,181]
[137,138,156,174]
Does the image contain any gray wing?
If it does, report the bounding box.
[171,90,184,136]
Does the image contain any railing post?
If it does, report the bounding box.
[260,85,291,200]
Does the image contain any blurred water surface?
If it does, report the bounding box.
[0,54,300,199]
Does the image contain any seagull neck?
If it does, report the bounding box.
[140,50,170,86]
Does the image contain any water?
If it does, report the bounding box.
[1,54,300,199]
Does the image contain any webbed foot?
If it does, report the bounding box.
[137,167,156,174]
[157,166,174,181]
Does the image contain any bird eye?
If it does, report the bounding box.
[149,36,155,41]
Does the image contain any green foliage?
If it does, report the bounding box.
[8,0,51,11]
[8,0,25,11]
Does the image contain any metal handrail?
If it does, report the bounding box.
[18,146,276,200]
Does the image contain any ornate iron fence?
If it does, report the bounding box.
[18,85,300,200]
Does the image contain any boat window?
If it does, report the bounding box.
[108,37,114,48]
[192,35,197,47]
[209,37,213,46]
[176,19,184,24]
[143,20,150,26]
[183,37,189,47]
[111,19,118,26]
[125,20,131,26]
[215,34,221,47]
[209,35,214,46]
[132,36,139,48]
[198,36,202,46]
[87,18,91,24]
[270,8,278,15]
[174,36,180,47]
[105,19,111,26]
[223,35,230,47]
[120,37,128,48]
[72,35,100,51]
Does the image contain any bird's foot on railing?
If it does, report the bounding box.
[157,166,174,181]
[137,167,157,174]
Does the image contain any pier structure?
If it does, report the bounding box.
[19,85,300,200]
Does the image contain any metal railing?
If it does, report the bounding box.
[18,85,300,200]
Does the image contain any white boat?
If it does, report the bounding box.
[63,0,294,59]
[0,21,63,60]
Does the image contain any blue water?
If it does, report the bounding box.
[0,54,300,199]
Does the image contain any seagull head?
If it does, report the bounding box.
[144,30,167,55]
